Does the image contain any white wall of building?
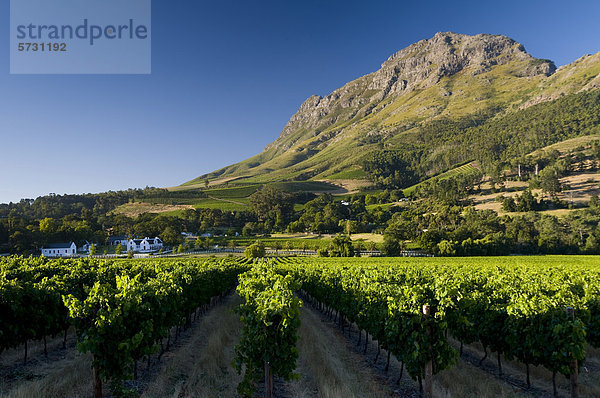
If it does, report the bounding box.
[41,242,77,257]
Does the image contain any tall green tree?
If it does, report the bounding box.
[244,241,265,258]
[249,187,294,229]
[330,234,354,257]
[539,167,562,199]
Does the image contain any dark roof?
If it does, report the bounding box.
[45,242,74,249]
[108,236,128,241]
[131,238,161,245]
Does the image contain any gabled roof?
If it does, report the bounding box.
[130,237,162,245]
[45,242,75,249]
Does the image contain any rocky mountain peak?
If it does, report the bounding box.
[265,32,557,153]
[376,31,555,92]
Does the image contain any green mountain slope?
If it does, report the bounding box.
[182,32,600,189]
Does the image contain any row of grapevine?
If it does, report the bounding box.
[280,257,600,397]
[0,257,103,362]
[0,256,250,397]
[234,260,302,398]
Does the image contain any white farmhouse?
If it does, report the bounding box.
[41,242,77,257]
[127,237,163,253]
[108,235,129,246]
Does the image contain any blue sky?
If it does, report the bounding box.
[1,0,600,203]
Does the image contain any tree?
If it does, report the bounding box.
[249,187,294,229]
[161,226,182,247]
[177,244,184,254]
[501,196,517,212]
[39,217,58,235]
[345,220,360,235]
[88,244,96,257]
[381,235,402,256]
[244,241,265,258]
[115,243,123,255]
[272,241,281,254]
[437,240,458,256]
[354,241,364,256]
[242,222,255,236]
[330,234,354,257]
[591,140,600,160]
[362,150,419,189]
[539,167,562,199]
[317,248,329,257]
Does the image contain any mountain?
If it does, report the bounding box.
[181,32,600,189]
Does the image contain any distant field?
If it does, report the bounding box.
[204,185,260,198]
[131,180,346,213]
[269,181,341,193]
[528,134,600,156]
[403,161,480,195]
[193,198,249,211]
[230,234,334,250]
[326,166,368,180]
[349,233,384,243]
[152,181,344,212]
[111,202,195,217]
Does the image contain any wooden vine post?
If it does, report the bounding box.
[566,307,578,398]
[423,304,433,398]
[265,360,273,398]
[92,355,102,398]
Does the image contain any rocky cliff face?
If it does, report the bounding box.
[265,32,556,153]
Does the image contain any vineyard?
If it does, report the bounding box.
[0,256,250,397]
[1,255,599,397]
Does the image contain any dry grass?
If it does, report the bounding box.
[2,351,92,398]
[472,171,600,216]
[528,135,600,156]
[140,294,243,398]
[318,179,373,195]
[434,359,528,398]
[0,335,63,368]
[0,330,93,398]
[350,233,384,244]
[288,306,397,398]
[448,340,600,398]
[559,172,600,204]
